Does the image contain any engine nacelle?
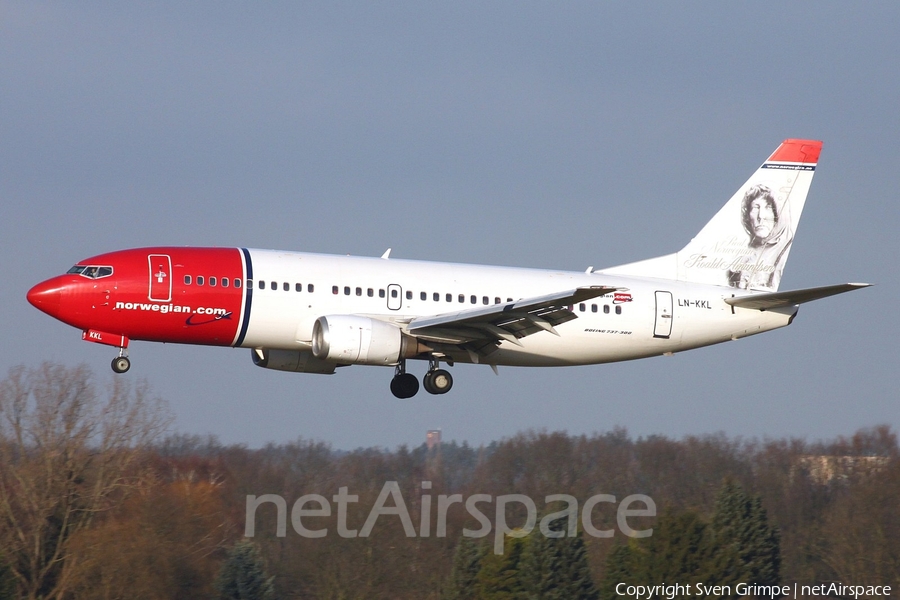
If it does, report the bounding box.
[251,348,337,374]
[311,315,426,365]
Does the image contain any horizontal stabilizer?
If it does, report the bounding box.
[724,283,871,310]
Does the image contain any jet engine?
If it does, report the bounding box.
[311,315,427,365]
[251,348,338,374]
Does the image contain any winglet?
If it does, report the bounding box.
[381,248,391,259]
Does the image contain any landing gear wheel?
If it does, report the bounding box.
[423,371,436,394]
[390,373,419,398]
[111,356,131,374]
[424,369,453,394]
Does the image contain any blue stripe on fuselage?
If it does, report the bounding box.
[235,248,253,347]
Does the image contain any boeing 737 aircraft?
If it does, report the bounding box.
[28,140,868,398]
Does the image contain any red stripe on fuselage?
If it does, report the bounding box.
[64,247,245,346]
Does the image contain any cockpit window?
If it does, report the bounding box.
[68,265,113,279]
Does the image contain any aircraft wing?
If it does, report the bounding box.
[407,286,617,351]
[724,283,871,310]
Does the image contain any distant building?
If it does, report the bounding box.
[426,429,442,450]
[794,455,891,484]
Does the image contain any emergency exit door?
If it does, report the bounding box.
[654,291,673,339]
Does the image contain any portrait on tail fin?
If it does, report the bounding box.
[726,183,793,290]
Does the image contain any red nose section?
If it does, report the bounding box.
[27,279,63,318]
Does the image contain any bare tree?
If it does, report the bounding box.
[0,362,170,600]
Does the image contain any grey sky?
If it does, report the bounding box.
[2,2,896,449]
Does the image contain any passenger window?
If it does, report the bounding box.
[579,303,585,312]
[406,290,412,300]
[495,297,501,304]
[222,278,229,288]
[332,286,339,295]
[458,294,465,303]
[367,288,374,297]
[482,296,489,305]
[210,277,217,287]
[308,284,314,293]
[258,280,265,290]
[184,275,192,285]
[245,279,252,289]
[197,276,204,286]
[379,289,386,298]
[344,286,350,295]
[434,292,440,302]
[235,279,242,289]
[616,306,622,315]
[356,287,362,296]
[604,305,610,314]
[284,282,290,291]
[591,304,597,313]
[271,281,277,291]
[446,293,452,302]
[296,283,302,292]
[391,289,398,298]
[420,291,427,301]
[507,298,513,303]
[470,295,476,304]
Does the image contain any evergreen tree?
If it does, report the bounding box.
[444,536,486,600]
[602,483,782,599]
[521,516,598,600]
[639,510,723,587]
[476,535,528,600]
[215,540,276,600]
[711,480,781,586]
[600,543,635,600]
[601,510,738,599]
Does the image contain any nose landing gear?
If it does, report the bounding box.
[82,330,131,374]
[111,349,131,374]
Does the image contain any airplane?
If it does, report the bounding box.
[27,139,869,398]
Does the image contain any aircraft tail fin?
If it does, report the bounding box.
[601,139,822,292]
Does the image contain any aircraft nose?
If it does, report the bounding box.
[27,279,63,317]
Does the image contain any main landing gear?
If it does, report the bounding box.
[390,357,453,398]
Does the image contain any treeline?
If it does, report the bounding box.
[0,363,898,599]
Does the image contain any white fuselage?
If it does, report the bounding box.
[239,249,796,366]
